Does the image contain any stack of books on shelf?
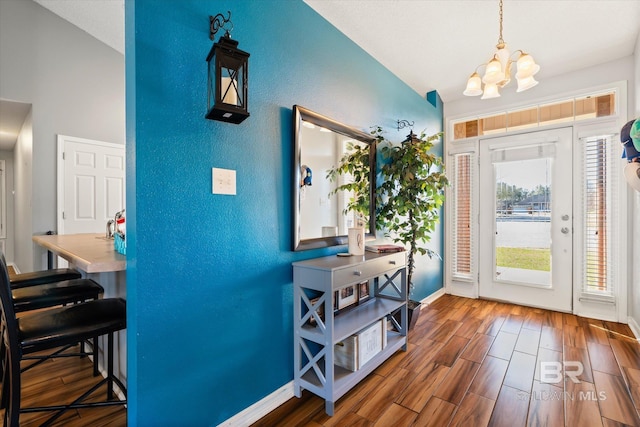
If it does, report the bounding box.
[365,244,405,253]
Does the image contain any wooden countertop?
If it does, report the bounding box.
[32,233,126,273]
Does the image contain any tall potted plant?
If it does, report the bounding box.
[328,126,448,329]
[374,127,448,328]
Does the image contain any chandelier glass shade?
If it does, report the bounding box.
[464,0,540,98]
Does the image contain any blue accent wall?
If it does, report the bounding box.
[126,1,443,425]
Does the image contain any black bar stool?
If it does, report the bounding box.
[9,268,81,289]
[1,252,103,313]
[0,256,127,426]
[11,279,104,313]
[5,251,81,288]
[1,252,105,374]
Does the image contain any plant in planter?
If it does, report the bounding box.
[374,127,448,328]
[328,126,448,329]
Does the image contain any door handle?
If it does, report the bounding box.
[561,227,570,234]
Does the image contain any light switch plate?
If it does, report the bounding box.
[212,168,236,195]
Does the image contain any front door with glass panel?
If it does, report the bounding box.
[479,128,573,312]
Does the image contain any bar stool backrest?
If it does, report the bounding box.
[1,253,21,342]
[0,252,22,425]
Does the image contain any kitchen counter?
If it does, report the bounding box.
[32,233,126,273]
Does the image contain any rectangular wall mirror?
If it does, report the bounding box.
[292,105,376,251]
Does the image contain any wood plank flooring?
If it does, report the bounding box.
[253,295,640,427]
[0,346,127,426]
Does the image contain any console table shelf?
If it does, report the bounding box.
[293,252,408,415]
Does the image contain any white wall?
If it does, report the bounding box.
[0,151,15,263]
[0,0,125,271]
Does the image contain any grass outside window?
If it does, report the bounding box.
[496,247,550,272]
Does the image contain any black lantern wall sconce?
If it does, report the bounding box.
[205,11,250,124]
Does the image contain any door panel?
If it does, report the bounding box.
[57,135,125,235]
[479,128,573,312]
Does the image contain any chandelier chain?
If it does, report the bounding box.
[497,0,504,46]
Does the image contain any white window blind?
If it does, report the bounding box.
[451,152,476,281]
[490,142,556,163]
[580,134,618,299]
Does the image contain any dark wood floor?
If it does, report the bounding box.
[253,295,640,427]
[0,346,127,426]
[3,294,638,426]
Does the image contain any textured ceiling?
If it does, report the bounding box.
[305,0,640,102]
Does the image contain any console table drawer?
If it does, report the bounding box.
[333,252,405,288]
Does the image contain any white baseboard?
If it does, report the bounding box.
[420,287,445,306]
[218,381,294,427]
[9,263,20,274]
[628,316,640,341]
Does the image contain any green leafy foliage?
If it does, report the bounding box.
[375,128,448,290]
[327,126,448,293]
[326,141,371,226]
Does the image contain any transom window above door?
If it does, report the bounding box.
[452,91,616,141]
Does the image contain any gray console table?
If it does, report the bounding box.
[292,252,408,415]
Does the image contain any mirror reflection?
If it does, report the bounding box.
[293,105,376,251]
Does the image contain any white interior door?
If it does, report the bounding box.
[57,135,125,235]
[479,128,573,312]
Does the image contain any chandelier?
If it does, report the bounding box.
[463,0,540,99]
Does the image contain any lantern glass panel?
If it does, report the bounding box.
[220,67,239,106]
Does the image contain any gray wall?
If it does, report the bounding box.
[0,0,125,271]
[13,110,32,272]
[0,150,15,263]
[631,31,640,331]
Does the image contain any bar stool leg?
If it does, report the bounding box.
[107,332,114,401]
[93,336,99,376]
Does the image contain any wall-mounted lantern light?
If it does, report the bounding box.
[206,11,250,124]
